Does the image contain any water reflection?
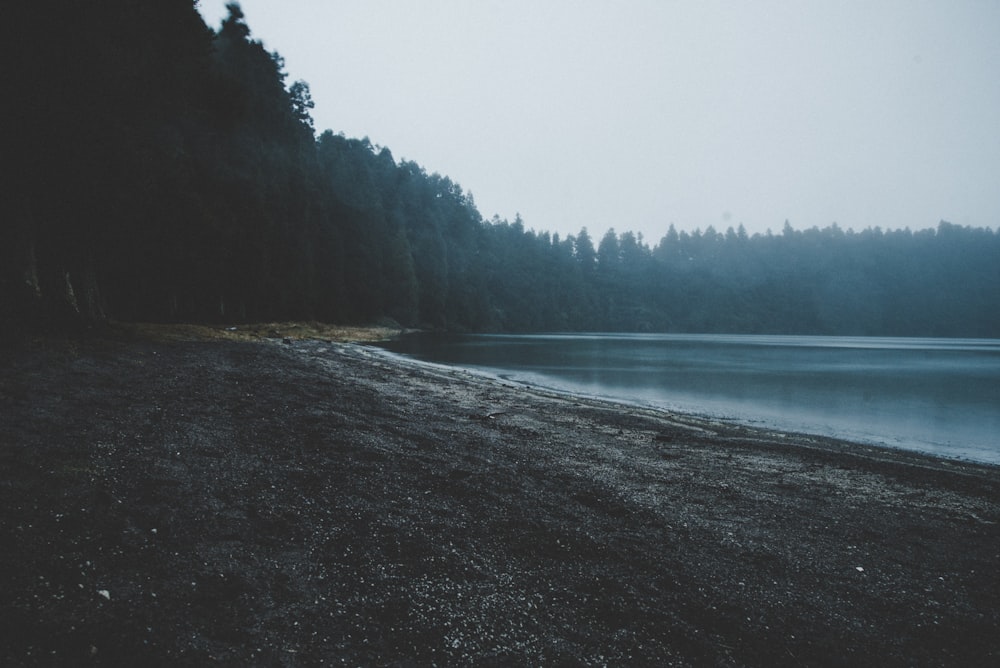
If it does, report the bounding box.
[380,333,1000,464]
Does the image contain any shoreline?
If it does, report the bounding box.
[2,335,998,665]
[375,333,1000,468]
[370,343,1000,471]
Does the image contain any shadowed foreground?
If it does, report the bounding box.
[1,334,998,666]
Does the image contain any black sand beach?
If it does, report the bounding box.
[1,329,998,666]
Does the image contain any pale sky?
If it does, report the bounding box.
[197,0,1000,242]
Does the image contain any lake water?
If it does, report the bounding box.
[379,333,1000,465]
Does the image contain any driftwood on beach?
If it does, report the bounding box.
[1,333,998,665]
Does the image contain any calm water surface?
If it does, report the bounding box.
[380,333,1000,465]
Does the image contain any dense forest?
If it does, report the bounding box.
[3,1,998,338]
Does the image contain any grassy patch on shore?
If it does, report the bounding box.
[109,321,405,344]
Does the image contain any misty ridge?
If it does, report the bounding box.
[2,2,998,338]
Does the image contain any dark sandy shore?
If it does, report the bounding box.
[1,333,998,666]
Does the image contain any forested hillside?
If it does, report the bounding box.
[3,2,998,338]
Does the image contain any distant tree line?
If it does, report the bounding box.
[2,2,998,338]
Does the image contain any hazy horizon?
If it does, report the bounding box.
[198,0,1000,242]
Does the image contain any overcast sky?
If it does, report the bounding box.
[197,0,1000,242]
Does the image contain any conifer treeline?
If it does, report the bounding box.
[2,2,998,337]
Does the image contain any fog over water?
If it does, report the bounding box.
[381,333,1000,465]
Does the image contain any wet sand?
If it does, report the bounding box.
[1,333,998,665]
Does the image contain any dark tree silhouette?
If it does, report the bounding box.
[2,2,997,339]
